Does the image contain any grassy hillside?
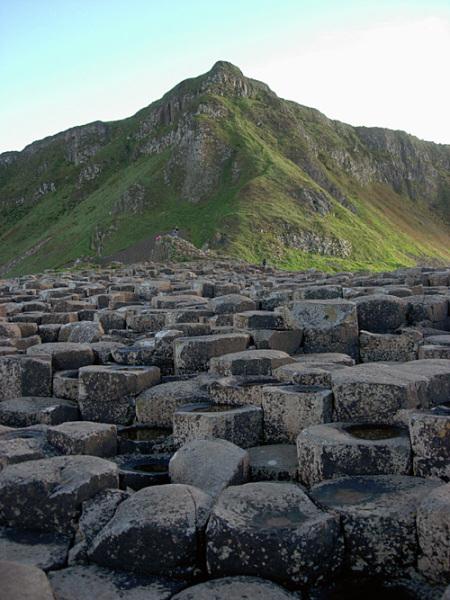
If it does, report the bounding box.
[0,61,449,276]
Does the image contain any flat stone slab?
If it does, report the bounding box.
[208,375,282,407]
[0,396,79,427]
[136,376,210,428]
[174,333,250,374]
[209,349,295,377]
[173,403,263,449]
[331,363,429,423]
[208,294,256,314]
[310,475,442,576]
[233,310,287,330]
[294,352,355,366]
[47,421,117,457]
[27,342,95,370]
[425,334,450,346]
[0,527,70,571]
[0,430,50,470]
[49,565,185,600]
[79,365,161,425]
[206,481,343,586]
[59,321,104,343]
[0,455,119,533]
[359,329,422,362]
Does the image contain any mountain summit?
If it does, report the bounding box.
[0,61,449,275]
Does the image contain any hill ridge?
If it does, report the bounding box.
[0,61,449,275]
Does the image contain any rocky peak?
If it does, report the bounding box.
[201,60,272,99]
[201,60,248,96]
[206,60,245,82]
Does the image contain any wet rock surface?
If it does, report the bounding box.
[206,481,343,587]
[310,475,441,576]
[0,261,449,597]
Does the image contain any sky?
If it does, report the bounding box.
[1,0,449,153]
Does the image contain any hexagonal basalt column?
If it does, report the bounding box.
[208,294,256,314]
[209,349,294,377]
[27,342,95,371]
[53,370,80,401]
[88,484,213,579]
[0,355,52,401]
[233,310,287,330]
[417,483,450,584]
[359,329,422,362]
[0,455,119,533]
[79,365,160,425]
[354,294,407,333]
[297,422,411,486]
[136,377,210,428]
[310,475,441,576]
[262,385,333,443]
[208,375,282,407]
[331,363,428,423]
[280,299,359,359]
[0,396,79,427]
[409,407,450,480]
[206,481,343,587]
[47,421,117,457]
[173,403,263,449]
[174,333,250,375]
[406,294,449,327]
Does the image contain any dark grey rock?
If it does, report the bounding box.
[0,527,70,571]
[172,576,297,599]
[0,396,79,427]
[311,475,442,576]
[206,481,343,586]
[47,422,117,457]
[297,422,411,485]
[0,455,119,533]
[49,565,185,600]
[89,484,213,578]
[169,438,249,498]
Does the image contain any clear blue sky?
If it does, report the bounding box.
[1,0,449,152]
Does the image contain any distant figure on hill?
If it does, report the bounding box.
[171,227,180,238]
[262,258,267,269]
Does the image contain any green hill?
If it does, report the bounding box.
[1,61,450,276]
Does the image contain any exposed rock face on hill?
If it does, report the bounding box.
[0,61,449,276]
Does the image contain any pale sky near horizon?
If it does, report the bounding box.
[1,0,449,153]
